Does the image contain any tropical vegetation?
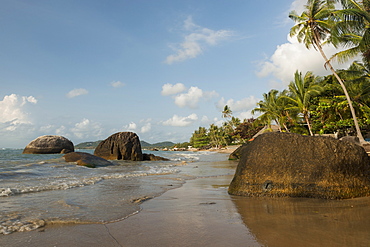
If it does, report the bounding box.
[289,0,370,143]
[184,0,370,149]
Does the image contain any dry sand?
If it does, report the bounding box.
[2,147,370,247]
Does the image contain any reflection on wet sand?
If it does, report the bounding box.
[232,196,370,247]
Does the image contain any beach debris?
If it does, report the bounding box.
[199,202,216,205]
[131,196,153,204]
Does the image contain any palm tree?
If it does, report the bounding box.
[340,61,370,104]
[285,71,323,136]
[289,0,366,143]
[222,105,232,119]
[331,0,370,65]
[252,89,291,132]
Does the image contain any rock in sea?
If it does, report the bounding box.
[94,132,143,161]
[228,132,370,199]
[63,152,112,168]
[23,135,74,154]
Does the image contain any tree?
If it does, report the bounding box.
[231,118,264,142]
[289,0,366,143]
[331,0,370,65]
[252,89,292,132]
[190,127,209,148]
[222,105,233,119]
[285,71,323,135]
[208,124,227,148]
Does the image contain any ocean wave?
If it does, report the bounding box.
[0,215,45,235]
[0,166,179,197]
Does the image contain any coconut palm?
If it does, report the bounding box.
[340,61,370,105]
[289,0,366,143]
[222,105,232,119]
[252,89,291,132]
[285,71,323,136]
[331,0,370,65]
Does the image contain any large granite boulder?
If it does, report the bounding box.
[228,132,370,199]
[229,143,248,160]
[94,132,143,161]
[63,152,112,168]
[23,135,74,154]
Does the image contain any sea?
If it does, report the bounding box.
[0,148,235,235]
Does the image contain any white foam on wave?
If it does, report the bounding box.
[0,216,45,235]
[0,166,180,197]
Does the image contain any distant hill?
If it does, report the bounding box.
[75,140,102,149]
[75,140,175,149]
[140,141,175,149]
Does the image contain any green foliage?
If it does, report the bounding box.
[190,127,210,148]
[189,117,263,148]
[141,141,176,149]
[75,140,102,149]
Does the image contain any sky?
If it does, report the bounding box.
[0,0,355,148]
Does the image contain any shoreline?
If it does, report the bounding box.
[2,150,370,246]
[0,174,261,247]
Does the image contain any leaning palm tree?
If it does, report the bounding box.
[285,71,323,136]
[289,0,366,143]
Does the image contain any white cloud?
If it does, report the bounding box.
[0,94,37,127]
[55,125,67,136]
[165,16,233,64]
[70,118,103,139]
[256,35,356,87]
[125,122,137,131]
[217,96,258,112]
[141,122,151,133]
[162,114,198,127]
[161,83,186,96]
[111,81,125,88]
[239,111,254,120]
[173,86,218,108]
[66,88,88,98]
[290,0,307,16]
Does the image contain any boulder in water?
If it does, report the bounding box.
[23,135,74,154]
[94,132,143,161]
[63,152,112,168]
[228,132,370,199]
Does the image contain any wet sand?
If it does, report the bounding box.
[0,175,260,247]
[2,148,370,247]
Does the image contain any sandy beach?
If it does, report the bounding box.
[1,148,370,247]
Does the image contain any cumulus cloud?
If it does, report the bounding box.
[217,96,259,112]
[141,122,151,133]
[165,16,233,64]
[110,81,125,88]
[256,35,356,87]
[162,114,198,127]
[0,94,37,128]
[66,88,88,98]
[124,122,137,131]
[161,83,186,96]
[171,86,218,108]
[70,118,103,139]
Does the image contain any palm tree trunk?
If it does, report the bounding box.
[316,42,366,144]
[304,114,314,136]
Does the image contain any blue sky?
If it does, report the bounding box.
[0,0,353,148]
